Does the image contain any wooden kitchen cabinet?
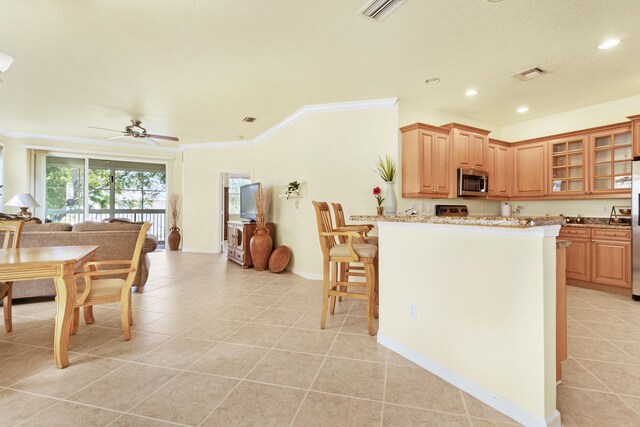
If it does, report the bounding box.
[548,136,587,196]
[590,127,632,195]
[591,239,631,288]
[441,123,489,171]
[487,140,510,197]
[559,226,631,291]
[513,142,547,197]
[628,114,640,158]
[401,123,451,198]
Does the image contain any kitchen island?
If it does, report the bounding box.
[351,214,564,427]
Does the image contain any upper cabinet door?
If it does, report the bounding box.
[471,133,486,169]
[456,131,473,168]
[590,128,632,194]
[513,142,547,197]
[496,145,510,197]
[419,131,437,194]
[549,136,587,196]
[629,115,640,158]
[486,142,508,197]
[433,133,451,195]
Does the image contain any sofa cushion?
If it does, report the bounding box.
[23,222,73,232]
[73,221,144,232]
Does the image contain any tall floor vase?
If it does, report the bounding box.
[384,181,396,215]
[250,227,273,271]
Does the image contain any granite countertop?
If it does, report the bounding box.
[562,222,630,230]
[556,239,572,249]
[350,214,564,228]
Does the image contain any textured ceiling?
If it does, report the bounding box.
[0,0,639,146]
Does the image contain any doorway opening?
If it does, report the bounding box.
[220,173,251,253]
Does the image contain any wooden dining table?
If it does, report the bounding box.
[0,245,98,368]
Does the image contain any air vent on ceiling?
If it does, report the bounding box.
[359,0,408,22]
[513,67,546,81]
[243,117,256,123]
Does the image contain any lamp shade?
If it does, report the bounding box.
[5,193,40,208]
[0,51,14,73]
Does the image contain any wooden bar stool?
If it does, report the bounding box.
[313,201,378,335]
[330,203,378,295]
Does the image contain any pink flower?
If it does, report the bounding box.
[372,187,381,195]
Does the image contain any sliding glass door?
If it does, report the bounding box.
[44,156,167,242]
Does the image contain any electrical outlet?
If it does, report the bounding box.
[408,304,417,320]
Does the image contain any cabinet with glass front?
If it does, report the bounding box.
[549,136,587,195]
[590,128,632,194]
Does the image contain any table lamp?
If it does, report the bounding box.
[5,193,40,217]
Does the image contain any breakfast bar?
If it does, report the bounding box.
[351,214,564,427]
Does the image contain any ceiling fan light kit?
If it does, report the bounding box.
[88,120,179,145]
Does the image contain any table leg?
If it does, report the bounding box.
[53,268,77,369]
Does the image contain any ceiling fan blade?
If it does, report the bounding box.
[142,138,159,146]
[88,126,125,133]
[147,133,179,142]
[105,135,130,140]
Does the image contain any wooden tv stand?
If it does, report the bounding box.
[227,221,276,268]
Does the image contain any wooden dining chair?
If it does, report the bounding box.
[72,222,151,340]
[0,219,24,332]
[313,201,378,335]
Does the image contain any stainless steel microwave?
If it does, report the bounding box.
[457,168,489,197]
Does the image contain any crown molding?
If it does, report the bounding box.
[1,97,398,153]
[0,127,181,153]
[180,139,254,150]
[182,97,399,151]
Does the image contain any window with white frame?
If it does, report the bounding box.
[228,176,251,215]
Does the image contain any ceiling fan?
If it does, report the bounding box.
[88,120,179,145]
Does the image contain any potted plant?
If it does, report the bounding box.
[285,181,301,199]
[249,186,272,270]
[374,154,397,215]
[167,193,181,251]
[373,186,384,216]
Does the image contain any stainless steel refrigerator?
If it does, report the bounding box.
[633,160,640,299]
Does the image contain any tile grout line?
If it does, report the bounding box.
[458,389,473,426]
[197,283,328,427]
[379,346,389,427]
[288,299,352,427]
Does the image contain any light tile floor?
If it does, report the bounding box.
[1,252,638,426]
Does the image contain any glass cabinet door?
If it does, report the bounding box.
[591,129,632,193]
[550,137,586,194]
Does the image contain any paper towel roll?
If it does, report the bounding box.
[501,203,512,217]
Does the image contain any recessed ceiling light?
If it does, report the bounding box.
[516,106,529,113]
[424,77,440,85]
[242,117,256,123]
[487,0,503,2]
[465,89,479,97]
[597,38,620,50]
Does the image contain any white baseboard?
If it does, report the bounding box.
[180,247,220,254]
[377,334,560,427]
[287,267,322,281]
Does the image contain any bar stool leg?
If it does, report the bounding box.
[365,260,376,336]
[320,259,330,329]
[329,261,338,315]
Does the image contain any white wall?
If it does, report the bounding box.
[1,136,31,213]
[500,94,640,142]
[181,145,253,252]
[378,222,559,424]
[252,106,399,277]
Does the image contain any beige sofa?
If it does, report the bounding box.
[13,221,158,299]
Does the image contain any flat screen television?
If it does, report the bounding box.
[240,182,260,221]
